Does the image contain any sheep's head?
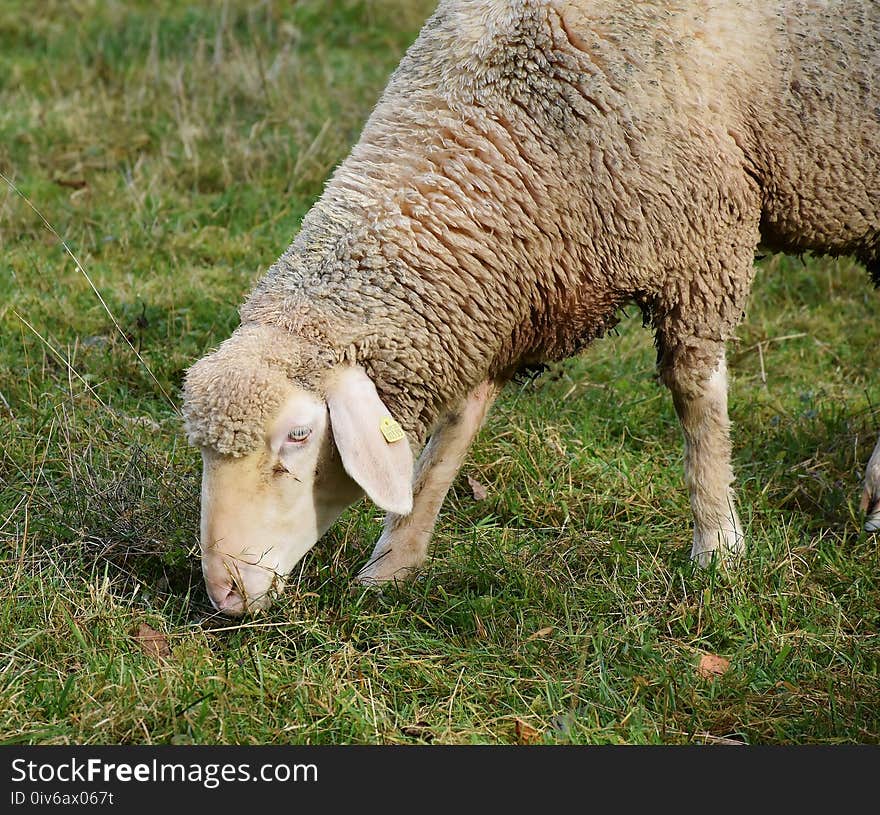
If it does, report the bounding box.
[182,326,413,615]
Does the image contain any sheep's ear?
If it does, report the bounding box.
[326,367,413,515]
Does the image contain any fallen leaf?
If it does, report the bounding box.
[54,178,88,190]
[515,718,542,744]
[467,475,488,501]
[525,626,555,642]
[134,623,170,661]
[401,722,434,742]
[697,653,730,679]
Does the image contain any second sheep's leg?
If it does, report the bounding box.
[861,437,880,532]
[662,348,744,566]
[356,379,501,585]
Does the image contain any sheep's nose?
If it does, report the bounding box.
[214,585,247,616]
[202,555,281,615]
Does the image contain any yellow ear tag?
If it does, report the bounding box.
[380,416,405,444]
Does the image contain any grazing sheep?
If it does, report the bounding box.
[183,0,880,615]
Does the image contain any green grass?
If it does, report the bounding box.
[1,0,878,745]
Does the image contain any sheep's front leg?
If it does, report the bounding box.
[862,438,880,531]
[357,379,501,585]
[662,350,744,566]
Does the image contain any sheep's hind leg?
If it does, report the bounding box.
[356,379,501,585]
[662,347,744,566]
[861,438,880,532]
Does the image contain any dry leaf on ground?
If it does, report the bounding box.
[697,653,730,679]
[515,718,542,744]
[467,475,488,501]
[134,623,171,661]
[401,722,434,742]
[54,178,88,190]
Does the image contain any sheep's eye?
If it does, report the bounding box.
[286,426,311,443]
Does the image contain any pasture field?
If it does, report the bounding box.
[1,0,878,745]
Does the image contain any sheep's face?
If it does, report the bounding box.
[197,368,414,616]
[199,387,356,614]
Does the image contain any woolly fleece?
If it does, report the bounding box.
[183,0,880,455]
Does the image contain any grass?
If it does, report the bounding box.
[1,0,878,745]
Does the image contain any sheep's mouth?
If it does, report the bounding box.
[203,554,287,615]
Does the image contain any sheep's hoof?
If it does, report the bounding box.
[862,488,880,532]
[356,554,422,587]
[862,458,880,530]
[690,523,744,568]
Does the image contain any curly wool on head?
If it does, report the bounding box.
[182,324,332,456]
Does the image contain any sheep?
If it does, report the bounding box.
[182,0,880,615]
